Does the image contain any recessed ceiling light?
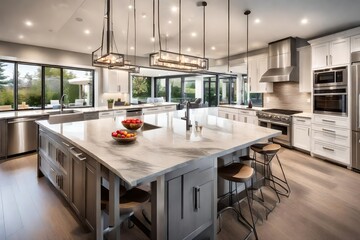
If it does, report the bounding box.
[168,20,172,24]
[25,20,33,27]
[301,18,309,25]
[191,32,197,37]
[166,33,169,37]
[87,46,92,50]
[211,46,216,50]
[18,35,24,39]
[142,13,147,18]
[130,46,134,50]
[84,29,90,35]
[128,5,133,9]
[186,48,191,52]
[171,6,177,12]
[150,37,155,42]
[254,18,261,24]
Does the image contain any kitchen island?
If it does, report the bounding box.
[36,108,280,240]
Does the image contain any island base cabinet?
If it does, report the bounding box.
[69,148,98,232]
[167,166,214,240]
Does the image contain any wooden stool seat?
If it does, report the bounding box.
[218,163,254,182]
[101,186,150,211]
[251,143,281,154]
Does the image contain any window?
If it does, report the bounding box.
[155,78,166,99]
[184,77,195,101]
[219,76,236,105]
[169,78,182,103]
[203,77,217,107]
[17,64,42,109]
[44,67,61,108]
[0,59,94,111]
[0,61,15,111]
[63,69,93,107]
[249,93,263,107]
[132,76,151,103]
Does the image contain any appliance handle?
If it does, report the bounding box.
[270,121,289,127]
[313,93,347,96]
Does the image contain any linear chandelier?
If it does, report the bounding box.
[149,0,209,71]
[92,0,139,72]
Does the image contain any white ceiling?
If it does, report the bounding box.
[1,0,360,60]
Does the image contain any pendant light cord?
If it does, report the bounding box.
[179,0,182,54]
[203,2,206,59]
[134,0,137,64]
[157,0,162,50]
[227,0,230,72]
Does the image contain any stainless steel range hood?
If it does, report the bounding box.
[260,37,305,83]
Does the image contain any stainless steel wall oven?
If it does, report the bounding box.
[313,87,347,116]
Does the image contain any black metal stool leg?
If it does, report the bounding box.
[245,182,259,240]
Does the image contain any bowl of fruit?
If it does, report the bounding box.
[111,130,137,143]
[121,118,143,130]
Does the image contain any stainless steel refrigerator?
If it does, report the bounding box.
[351,51,360,171]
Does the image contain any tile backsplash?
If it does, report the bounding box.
[264,82,311,112]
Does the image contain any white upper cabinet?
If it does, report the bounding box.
[298,46,312,93]
[102,69,129,93]
[351,34,360,52]
[248,54,273,93]
[311,38,350,69]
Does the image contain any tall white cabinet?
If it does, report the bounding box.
[248,54,273,93]
[102,68,129,93]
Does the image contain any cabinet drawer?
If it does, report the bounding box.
[293,117,311,126]
[99,111,114,118]
[143,107,160,114]
[312,114,349,128]
[312,124,350,147]
[238,110,256,116]
[312,140,350,165]
[162,105,177,112]
[83,112,99,120]
[113,110,126,116]
[218,107,238,114]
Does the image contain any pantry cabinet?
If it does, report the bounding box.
[298,46,312,93]
[312,38,350,69]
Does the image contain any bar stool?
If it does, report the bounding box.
[101,185,151,238]
[218,163,259,240]
[251,143,291,202]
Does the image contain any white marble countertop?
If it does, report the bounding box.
[37,108,280,187]
[218,104,266,111]
[0,102,178,120]
[293,112,312,118]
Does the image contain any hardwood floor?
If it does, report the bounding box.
[0,149,359,240]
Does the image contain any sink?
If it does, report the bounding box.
[47,109,80,115]
[141,123,161,131]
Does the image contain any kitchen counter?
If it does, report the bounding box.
[219,104,266,111]
[293,112,312,118]
[0,102,178,120]
[37,107,280,186]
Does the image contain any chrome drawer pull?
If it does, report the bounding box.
[322,119,335,123]
[322,147,334,152]
[322,128,336,133]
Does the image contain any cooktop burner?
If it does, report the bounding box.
[261,109,303,115]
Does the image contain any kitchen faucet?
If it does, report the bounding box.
[181,101,192,131]
[60,94,67,113]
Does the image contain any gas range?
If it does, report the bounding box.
[258,109,303,124]
[257,109,302,147]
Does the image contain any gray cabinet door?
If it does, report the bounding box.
[168,167,214,240]
[0,120,6,157]
[70,152,85,216]
[84,159,97,230]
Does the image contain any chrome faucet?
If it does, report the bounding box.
[181,101,192,131]
[60,94,67,113]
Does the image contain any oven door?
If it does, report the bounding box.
[313,88,347,116]
[269,121,291,146]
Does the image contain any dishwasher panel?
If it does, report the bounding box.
[7,117,40,156]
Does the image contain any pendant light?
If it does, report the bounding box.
[109,0,140,72]
[149,0,209,71]
[92,0,124,68]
